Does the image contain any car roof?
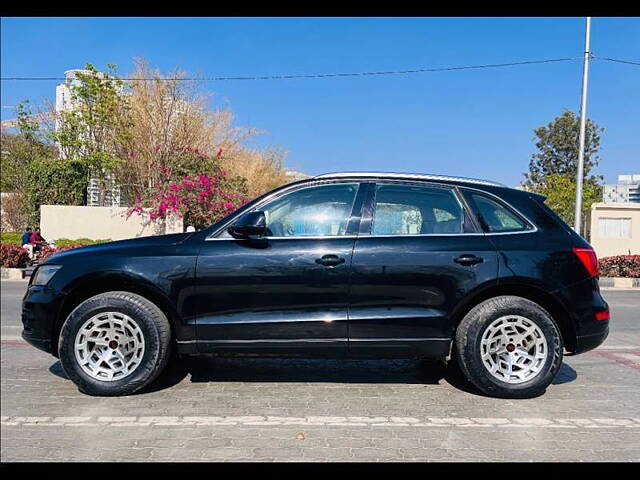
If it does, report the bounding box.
[313,171,506,188]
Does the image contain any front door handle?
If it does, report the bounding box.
[315,254,346,267]
[454,254,484,266]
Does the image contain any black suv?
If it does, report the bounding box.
[22,172,609,398]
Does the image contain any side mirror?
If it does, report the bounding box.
[228,211,267,239]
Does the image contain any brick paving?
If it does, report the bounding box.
[1,285,639,462]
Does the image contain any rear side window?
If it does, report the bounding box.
[464,191,532,233]
[372,184,466,235]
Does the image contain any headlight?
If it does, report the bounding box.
[31,265,62,286]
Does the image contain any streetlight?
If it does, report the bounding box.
[574,17,592,236]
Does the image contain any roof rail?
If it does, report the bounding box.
[313,171,505,187]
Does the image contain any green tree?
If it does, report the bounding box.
[23,158,88,225]
[0,101,57,192]
[49,64,132,176]
[523,110,604,236]
[523,109,603,189]
[536,174,601,230]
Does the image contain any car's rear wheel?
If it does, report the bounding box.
[455,295,563,398]
[58,291,171,396]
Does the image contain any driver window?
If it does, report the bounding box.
[260,183,359,237]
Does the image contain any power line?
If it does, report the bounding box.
[0,57,584,82]
[594,55,640,67]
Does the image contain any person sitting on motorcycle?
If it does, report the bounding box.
[29,228,46,254]
[21,227,34,259]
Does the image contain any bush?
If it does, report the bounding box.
[23,157,88,225]
[53,238,111,247]
[599,255,640,278]
[39,244,85,261]
[0,244,30,268]
[0,234,112,248]
[0,232,23,245]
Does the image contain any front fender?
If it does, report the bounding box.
[50,260,198,351]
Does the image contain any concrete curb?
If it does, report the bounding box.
[599,277,640,289]
[0,268,26,281]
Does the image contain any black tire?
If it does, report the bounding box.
[58,291,172,396]
[455,295,563,399]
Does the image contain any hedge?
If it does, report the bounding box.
[0,232,23,245]
[598,255,640,278]
[53,238,112,247]
[0,233,111,247]
[0,244,30,268]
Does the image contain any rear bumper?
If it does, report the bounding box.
[554,277,609,354]
[572,327,609,355]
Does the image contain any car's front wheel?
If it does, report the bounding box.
[455,295,563,399]
[58,291,172,396]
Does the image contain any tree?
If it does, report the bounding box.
[49,64,132,178]
[121,58,291,203]
[0,101,66,229]
[23,157,88,225]
[0,101,58,192]
[536,174,601,229]
[523,110,603,189]
[222,147,291,198]
[523,110,604,236]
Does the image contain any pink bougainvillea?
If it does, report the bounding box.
[127,149,248,229]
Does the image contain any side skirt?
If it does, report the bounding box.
[176,338,452,359]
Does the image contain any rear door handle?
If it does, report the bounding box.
[315,254,346,267]
[454,254,484,266]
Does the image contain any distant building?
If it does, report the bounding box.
[284,169,311,181]
[55,69,91,125]
[603,174,640,204]
[590,202,640,257]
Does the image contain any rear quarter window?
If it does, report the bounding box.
[463,191,533,233]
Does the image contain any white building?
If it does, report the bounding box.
[590,202,640,257]
[603,174,640,204]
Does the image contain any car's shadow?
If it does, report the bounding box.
[49,356,578,397]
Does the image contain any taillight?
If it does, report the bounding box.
[595,311,610,321]
[573,247,599,277]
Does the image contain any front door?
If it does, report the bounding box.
[348,181,498,358]
[195,181,364,356]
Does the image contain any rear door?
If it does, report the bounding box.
[348,181,498,358]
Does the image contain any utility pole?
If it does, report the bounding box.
[574,17,592,235]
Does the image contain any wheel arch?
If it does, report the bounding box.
[52,272,181,357]
[450,281,577,353]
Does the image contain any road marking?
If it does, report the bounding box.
[2,416,639,429]
[589,349,640,370]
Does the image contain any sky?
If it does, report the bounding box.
[1,17,639,187]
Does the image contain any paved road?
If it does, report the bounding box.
[1,280,638,462]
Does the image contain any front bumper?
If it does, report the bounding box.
[21,330,53,354]
[21,284,63,356]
